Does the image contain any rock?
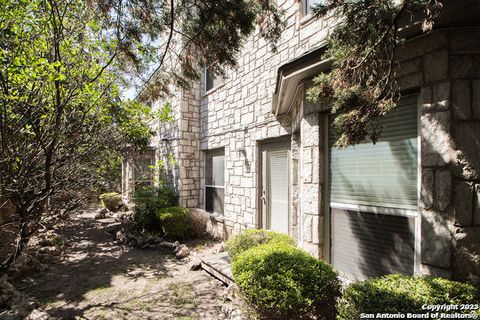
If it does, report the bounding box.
[215,242,226,254]
[189,258,202,271]
[0,277,36,319]
[153,237,164,244]
[222,284,237,302]
[222,303,243,320]
[14,255,43,274]
[118,203,129,212]
[95,207,109,219]
[122,220,136,233]
[158,241,176,250]
[36,253,55,265]
[26,309,49,320]
[38,246,61,256]
[95,212,106,219]
[38,238,52,247]
[115,230,127,244]
[175,246,190,259]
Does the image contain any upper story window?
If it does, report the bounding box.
[205,67,222,92]
[303,0,324,16]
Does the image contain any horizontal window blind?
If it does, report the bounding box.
[331,208,415,280]
[330,95,418,210]
[266,149,289,234]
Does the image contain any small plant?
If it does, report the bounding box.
[226,229,296,259]
[99,192,122,211]
[133,186,178,232]
[338,274,480,320]
[232,242,340,320]
[157,207,192,240]
[50,235,63,246]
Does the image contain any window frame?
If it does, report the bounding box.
[204,67,222,93]
[325,93,421,276]
[302,0,323,17]
[204,148,225,215]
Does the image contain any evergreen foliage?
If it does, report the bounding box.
[307,0,443,147]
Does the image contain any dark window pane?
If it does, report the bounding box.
[205,150,224,186]
[206,68,221,91]
[331,208,415,280]
[205,187,224,214]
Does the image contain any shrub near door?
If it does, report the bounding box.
[232,242,341,320]
[225,229,296,259]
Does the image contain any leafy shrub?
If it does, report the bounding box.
[157,207,192,240]
[232,243,341,320]
[100,192,122,211]
[133,186,178,232]
[338,274,480,320]
[226,229,296,259]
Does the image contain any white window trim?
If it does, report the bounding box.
[203,149,225,215]
[330,202,418,218]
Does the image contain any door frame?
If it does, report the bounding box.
[257,137,291,233]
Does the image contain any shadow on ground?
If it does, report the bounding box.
[18,212,226,320]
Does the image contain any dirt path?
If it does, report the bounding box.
[18,211,227,320]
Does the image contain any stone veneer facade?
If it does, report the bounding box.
[123,0,480,283]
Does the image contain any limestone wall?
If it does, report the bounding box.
[400,27,480,283]
[194,0,333,247]
[157,1,480,283]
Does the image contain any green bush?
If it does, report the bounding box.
[232,243,341,320]
[133,186,178,232]
[338,274,480,320]
[100,192,122,211]
[226,229,296,259]
[157,207,192,240]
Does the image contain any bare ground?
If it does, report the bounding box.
[17,211,227,320]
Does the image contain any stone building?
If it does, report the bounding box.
[122,0,480,283]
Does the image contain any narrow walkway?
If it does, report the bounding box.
[19,211,227,320]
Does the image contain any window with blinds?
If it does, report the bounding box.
[329,95,419,280]
[266,149,289,233]
[330,95,418,211]
[205,149,225,214]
